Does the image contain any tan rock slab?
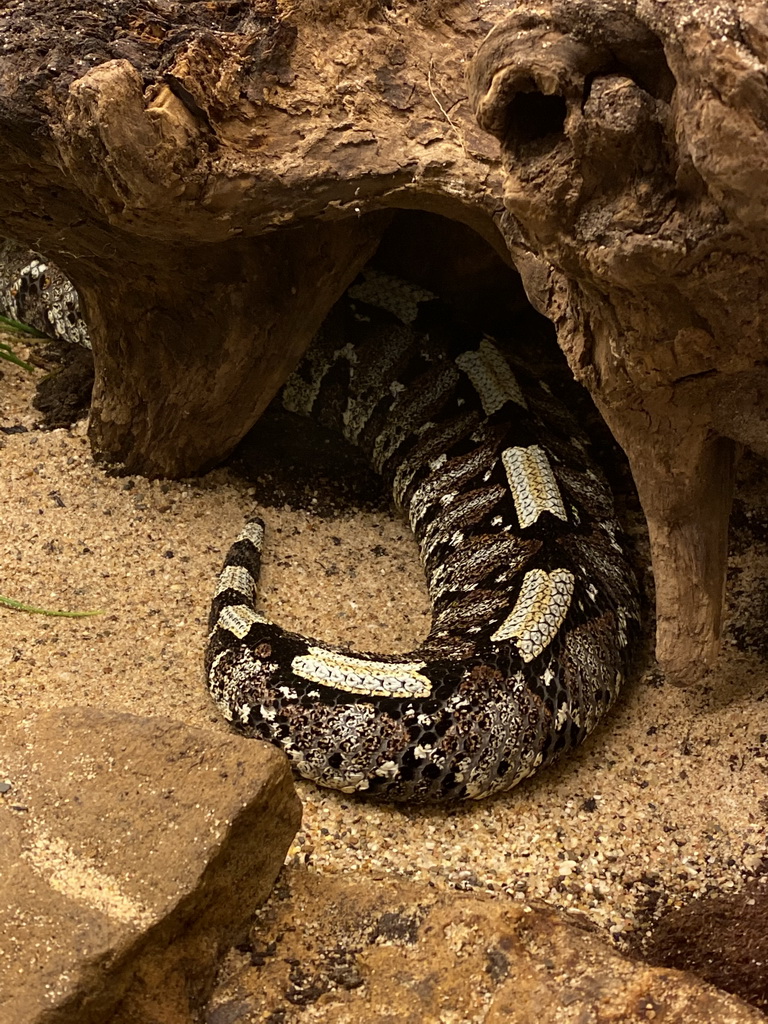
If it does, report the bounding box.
[0,708,301,1024]
[207,866,766,1024]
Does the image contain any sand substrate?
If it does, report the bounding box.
[1,342,766,952]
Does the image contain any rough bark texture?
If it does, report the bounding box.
[0,0,766,679]
[0,0,508,475]
[468,0,768,682]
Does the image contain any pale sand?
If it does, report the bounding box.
[2,338,766,948]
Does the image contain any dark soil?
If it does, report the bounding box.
[636,880,768,1012]
[233,405,388,516]
[32,339,94,429]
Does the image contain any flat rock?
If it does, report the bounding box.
[0,708,301,1024]
[206,867,767,1024]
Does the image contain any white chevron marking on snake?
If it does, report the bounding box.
[235,521,265,549]
[455,338,527,415]
[291,647,432,698]
[501,445,568,529]
[217,604,269,638]
[491,568,575,660]
[214,564,256,599]
[348,269,435,324]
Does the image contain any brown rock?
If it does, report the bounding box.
[206,867,767,1023]
[0,708,301,1024]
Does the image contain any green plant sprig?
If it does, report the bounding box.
[0,314,48,371]
[0,595,102,617]
[0,313,49,338]
[0,337,35,371]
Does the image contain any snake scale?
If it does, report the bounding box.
[1,249,639,803]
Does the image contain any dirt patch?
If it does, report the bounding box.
[636,880,768,1012]
[233,406,388,516]
[32,339,94,429]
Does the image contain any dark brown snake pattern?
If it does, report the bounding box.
[206,270,640,802]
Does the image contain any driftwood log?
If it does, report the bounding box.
[1,0,766,683]
[468,0,768,682]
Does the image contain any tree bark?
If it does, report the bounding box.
[468,0,768,682]
[0,0,508,473]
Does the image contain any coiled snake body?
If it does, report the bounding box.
[206,270,640,801]
[1,250,639,802]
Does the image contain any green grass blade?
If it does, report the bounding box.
[0,345,35,372]
[0,595,102,617]
[0,314,49,338]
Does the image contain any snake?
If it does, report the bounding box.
[206,269,640,802]
[1,247,640,803]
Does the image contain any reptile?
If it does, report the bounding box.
[205,268,640,801]
[0,248,640,802]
